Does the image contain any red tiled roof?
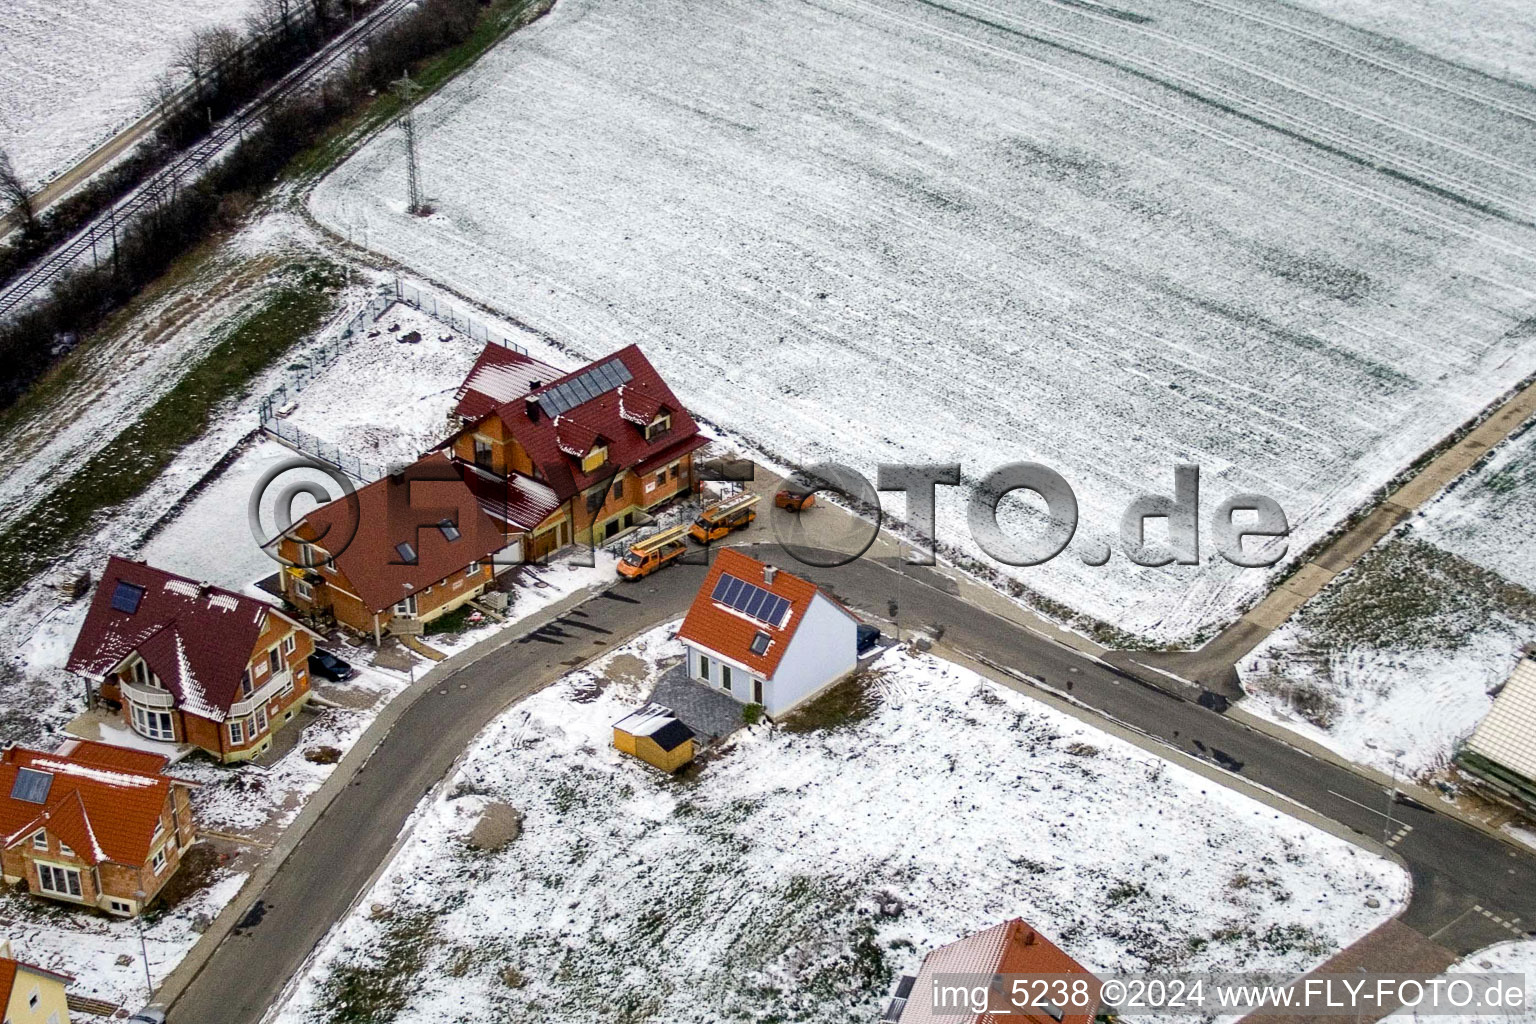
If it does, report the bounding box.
[66,557,305,722]
[53,738,172,776]
[0,956,73,1006]
[456,463,564,532]
[453,344,563,423]
[900,919,1099,1024]
[676,549,847,678]
[0,743,184,869]
[297,452,508,614]
[484,345,710,503]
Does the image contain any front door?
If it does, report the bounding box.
[753,679,763,704]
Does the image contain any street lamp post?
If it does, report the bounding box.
[1382,749,1406,845]
[134,888,152,998]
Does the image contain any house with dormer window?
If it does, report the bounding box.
[676,549,859,718]
[276,452,510,641]
[0,739,196,917]
[67,557,319,762]
[442,344,710,560]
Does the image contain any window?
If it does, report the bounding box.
[466,561,481,576]
[473,434,494,467]
[671,463,681,480]
[394,594,418,617]
[131,658,154,688]
[229,719,245,746]
[298,542,324,568]
[254,705,268,735]
[36,864,81,898]
[644,413,671,440]
[31,830,45,850]
[721,664,733,692]
[611,477,624,501]
[131,706,174,742]
[58,842,73,858]
[109,900,131,915]
[151,847,167,873]
[1035,1001,1065,1023]
[581,446,608,473]
[240,669,253,697]
[294,578,313,601]
[697,653,710,682]
[438,518,461,542]
[111,581,145,613]
[28,986,38,1008]
[395,541,418,564]
[750,631,771,655]
[269,648,282,675]
[283,635,297,656]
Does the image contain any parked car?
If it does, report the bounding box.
[308,649,356,681]
[126,1007,167,1024]
[856,623,881,656]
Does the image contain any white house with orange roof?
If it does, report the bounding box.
[675,549,859,718]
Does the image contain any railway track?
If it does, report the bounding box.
[0,0,417,323]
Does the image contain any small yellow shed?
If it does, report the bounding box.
[613,703,695,773]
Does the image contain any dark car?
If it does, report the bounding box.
[856,623,881,656]
[308,649,356,682]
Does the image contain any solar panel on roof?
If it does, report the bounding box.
[111,581,145,614]
[710,574,791,627]
[11,767,52,804]
[540,358,634,416]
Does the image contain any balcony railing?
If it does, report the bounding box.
[229,669,292,717]
[121,679,175,709]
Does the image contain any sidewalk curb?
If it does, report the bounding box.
[158,576,615,1010]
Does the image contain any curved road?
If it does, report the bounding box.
[170,545,1536,1023]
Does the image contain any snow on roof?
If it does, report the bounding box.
[1467,654,1536,782]
[27,758,160,789]
[613,703,680,738]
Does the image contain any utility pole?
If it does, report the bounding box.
[391,71,425,216]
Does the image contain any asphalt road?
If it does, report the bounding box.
[170,546,1536,1023]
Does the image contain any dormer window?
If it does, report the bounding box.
[581,446,608,474]
[130,658,158,689]
[644,413,671,440]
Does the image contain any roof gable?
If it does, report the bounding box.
[900,919,1097,1024]
[66,557,300,720]
[298,452,508,613]
[0,744,182,868]
[677,550,848,678]
[453,344,563,423]
[488,346,709,501]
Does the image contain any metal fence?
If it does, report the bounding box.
[256,281,530,483]
[394,280,528,354]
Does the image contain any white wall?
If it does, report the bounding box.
[764,594,857,717]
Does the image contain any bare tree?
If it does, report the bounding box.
[247,0,299,40]
[0,148,36,237]
[172,29,215,100]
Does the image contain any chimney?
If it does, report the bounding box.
[526,394,542,422]
[389,468,406,485]
[1023,929,1037,946]
[763,564,777,585]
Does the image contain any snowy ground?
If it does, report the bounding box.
[271,626,1406,1024]
[310,0,1536,644]
[279,301,540,468]
[1289,0,1536,90]
[0,0,261,187]
[1389,940,1536,1024]
[1241,425,1536,779]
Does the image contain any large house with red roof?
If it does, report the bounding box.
[67,557,319,762]
[443,343,709,560]
[0,739,197,918]
[888,919,1101,1024]
[676,549,859,718]
[276,452,511,640]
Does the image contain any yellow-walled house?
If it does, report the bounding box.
[0,943,71,1024]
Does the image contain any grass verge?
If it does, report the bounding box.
[0,260,343,596]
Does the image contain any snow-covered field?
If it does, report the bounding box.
[1242,425,1536,779]
[278,300,548,467]
[0,0,260,187]
[310,0,1536,644]
[272,626,1406,1024]
[1389,940,1536,1024]
[1289,0,1536,90]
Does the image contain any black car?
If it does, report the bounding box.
[856,623,881,656]
[308,649,356,681]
